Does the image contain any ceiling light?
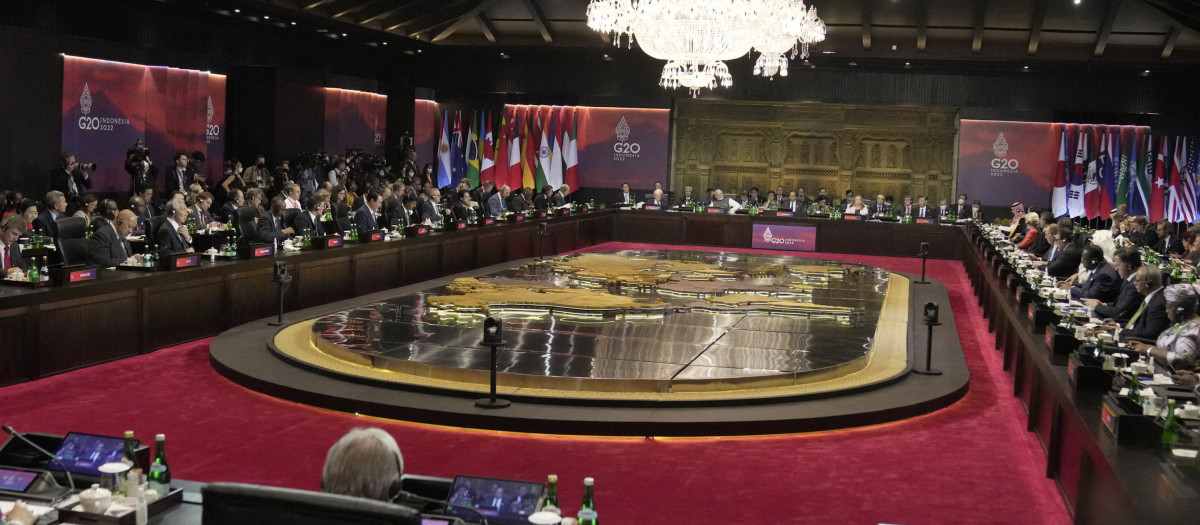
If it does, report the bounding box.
[342,33,348,37]
[290,21,297,26]
[233,8,240,13]
[382,41,388,45]
[263,15,269,19]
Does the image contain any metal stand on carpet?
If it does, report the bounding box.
[915,241,930,284]
[535,221,549,261]
[913,302,943,376]
[268,262,292,327]
[475,316,511,409]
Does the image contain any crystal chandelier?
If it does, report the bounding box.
[586,0,826,97]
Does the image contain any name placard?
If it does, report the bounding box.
[170,254,200,269]
[915,218,937,224]
[773,211,794,218]
[69,268,99,282]
[643,204,661,211]
[706,207,726,214]
[842,214,863,220]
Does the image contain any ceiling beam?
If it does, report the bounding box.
[359,1,423,25]
[1093,0,1122,57]
[972,0,988,54]
[476,13,498,43]
[1027,0,1047,55]
[1161,25,1181,58]
[303,0,337,10]
[862,0,872,51]
[383,0,441,30]
[916,0,929,52]
[520,0,554,44]
[402,0,477,35]
[332,0,382,19]
[431,0,501,42]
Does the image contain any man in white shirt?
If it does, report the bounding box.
[708,189,742,213]
[283,183,302,209]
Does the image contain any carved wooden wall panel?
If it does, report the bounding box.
[672,101,958,202]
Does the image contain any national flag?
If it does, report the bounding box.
[480,112,495,188]
[1129,130,1148,217]
[1102,129,1119,219]
[465,112,481,188]
[521,109,537,190]
[535,110,551,192]
[564,110,579,193]
[449,111,466,188]
[1068,127,1087,218]
[547,110,564,190]
[1150,135,1166,223]
[1052,127,1070,218]
[495,111,509,190]
[1190,137,1200,223]
[1173,136,1198,223]
[507,109,522,190]
[1090,128,1113,220]
[435,111,452,189]
[1083,128,1103,219]
[1115,128,1129,211]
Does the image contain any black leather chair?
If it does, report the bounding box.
[282,208,300,231]
[335,215,352,235]
[235,206,261,245]
[54,216,88,267]
[400,474,452,501]
[201,482,423,525]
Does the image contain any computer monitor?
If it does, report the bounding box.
[49,432,137,477]
[444,475,546,525]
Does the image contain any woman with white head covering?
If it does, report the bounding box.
[1128,283,1200,370]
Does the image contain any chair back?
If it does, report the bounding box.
[54,216,88,267]
[201,482,422,525]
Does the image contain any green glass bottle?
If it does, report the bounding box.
[27,259,39,283]
[148,433,170,494]
[541,474,559,514]
[1162,399,1179,449]
[577,477,597,525]
[1129,372,1141,404]
[121,430,138,468]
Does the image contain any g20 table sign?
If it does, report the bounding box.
[751,224,817,252]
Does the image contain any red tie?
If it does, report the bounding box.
[2,244,10,270]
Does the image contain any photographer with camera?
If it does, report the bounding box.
[125,140,153,196]
[51,150,94,214]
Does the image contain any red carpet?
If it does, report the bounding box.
[0,242,1070,524]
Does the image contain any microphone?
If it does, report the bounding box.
[2,425,75,494]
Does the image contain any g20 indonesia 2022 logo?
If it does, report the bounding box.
[989,132,1019,175]
[206,96,221,144]
[76,82,130,132]
[612,116,640,161]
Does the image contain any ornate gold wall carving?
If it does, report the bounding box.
[672,100,958,203]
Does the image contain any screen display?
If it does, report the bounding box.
[445,475,545,525]
[0,468,37,492]
[50,432,138,477]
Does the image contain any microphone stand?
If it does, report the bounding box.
[2,425,75,500]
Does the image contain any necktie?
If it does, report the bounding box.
[1047,246,1057,261]
[177,169,185,190]
[67,172,79,195]
[2,244,9,270]
[791,201,796,212]
[1126,300,1147,329]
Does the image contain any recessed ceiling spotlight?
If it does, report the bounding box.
[603,54,609,58]
[290,21,296,26]
[1023,65,1029,69]
[263,15,269,19]
[417,49,423,53]
[342,33,348,37]
[233,8,240,13]
[500,52,506,56]
[905,62,910,66]
[1074,0,1082,4]
[1144,69,1150,74]
[382,41,388,45]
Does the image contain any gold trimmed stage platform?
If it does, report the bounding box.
[210,249,970,436]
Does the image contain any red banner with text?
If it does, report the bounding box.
[324,88,386,156]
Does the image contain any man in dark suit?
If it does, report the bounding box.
[954,193,970,218]
[617,183,635,206]
[258,197,295,245]
[451,189,474,222]
[129,195,154,236]
[419,188,448,224]
[533,186,553,211]
[1084,248,1143,324]
[50,151,92,213]
[896,196,915,218]
[648,189,669,208]
[1041,225,1082,279]
[479,488,510,513]
[1,215,29,275]
[219,189,244,224]
[353,190,383,232]
[471,180,495,209]
[292,194,329,236]
[156,199,194,257]
[1114,265,1169,341]
[509,188,533,214]
[868,194,891,218]
[34,191,68,237]
[190,192,222,230]
[1071,246,1122,303]
[1127,216,1158,249]
[912,196,935,220]
[381,184,403,228]
[396,196,418,228]
[1152,220,1184,256]
[968,200,985,221]
[552,184,570,208]
[89,209,138,267]
[165,151,192,195]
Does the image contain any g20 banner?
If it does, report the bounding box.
[61,55,226,194]
[957,120,1062,209]
[751,223,817,252]
[324,87,386,156]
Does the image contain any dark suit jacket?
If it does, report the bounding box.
[552,191,567,207]
[868,202,891,217]
[647,197,669,208]
[1093,278,1144,324]
[1044,243,1082,279]
[33,211,61,237]
[533,193,551,211]
[954,204,970,218]
[451,201,473,222]
[897,204,916,217]
[88,224,133,266]
[353,205,379,231]
[1029,230,1052,258]
[1,241,28,271]
[1121,290,1170,341]
[1153,235,1185,256]
[165,166,190,194]
[292,211,325,236]
[1072,262,1121,303]
[50,167,92,197]
[419,200,445,224]
[912,205,935,219]
[1131,229,1160,249]
[257,213,290,245]
[509,194,530,214]
[381,196,402,227]
[617,192,635,205]
[155,219,190,256]
[191,205,216,227]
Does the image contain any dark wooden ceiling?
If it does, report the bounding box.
[223,0,1200,63]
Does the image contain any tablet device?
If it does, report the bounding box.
[0,467,38,493]
[49,431,138,477]
[444,474,546,525]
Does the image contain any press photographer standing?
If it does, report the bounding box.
[50,150,93,214]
